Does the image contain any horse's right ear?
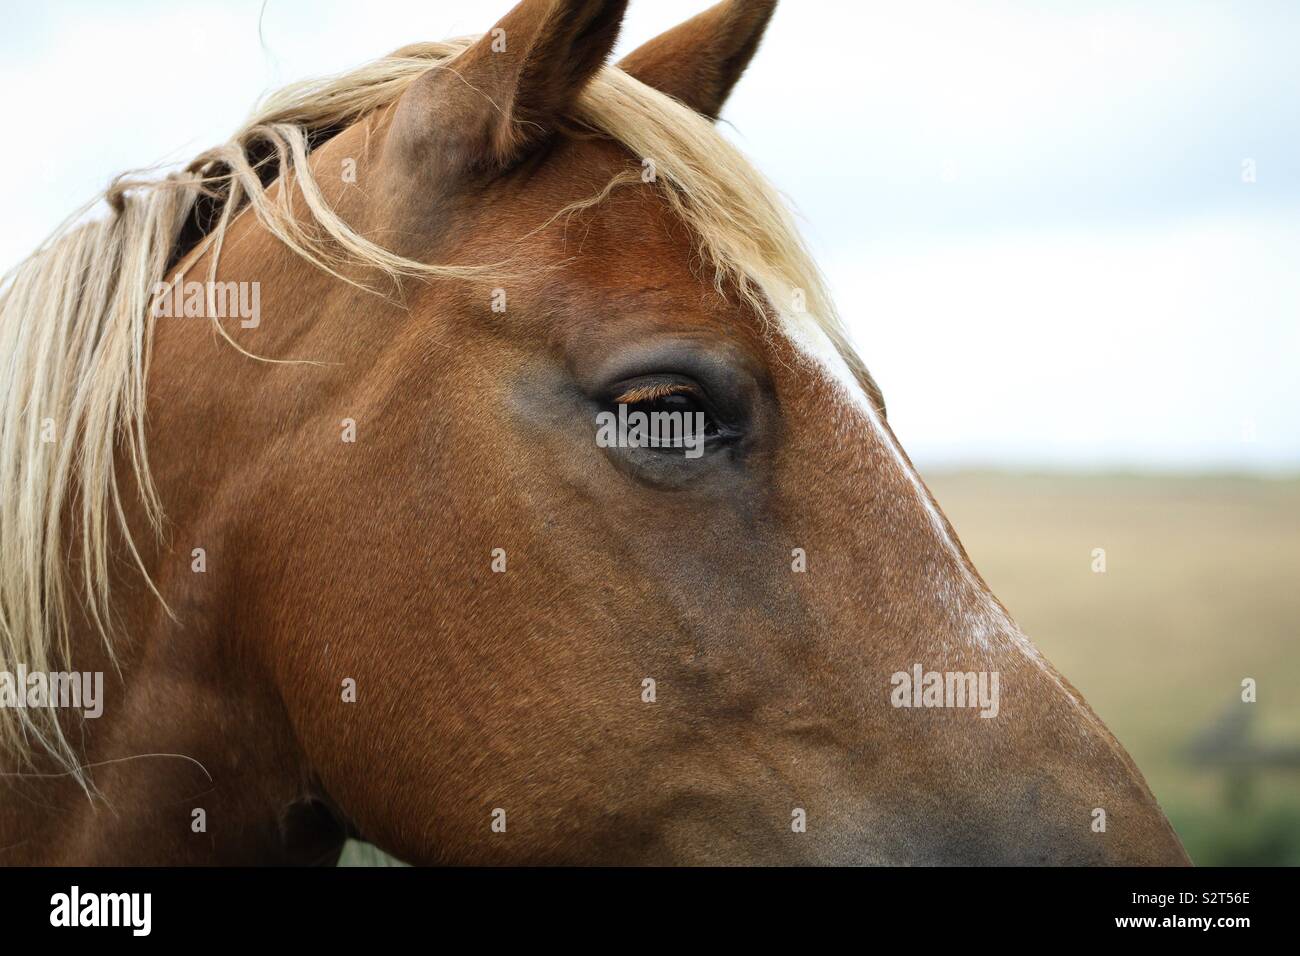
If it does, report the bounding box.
[392,0,628,176]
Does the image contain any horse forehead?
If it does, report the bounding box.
[521,165,754,313]
[521,138,679,238]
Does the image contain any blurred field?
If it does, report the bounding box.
[342,471,1300,866]
[927,470,1300,865]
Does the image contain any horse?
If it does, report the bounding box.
[0,0,1189,865]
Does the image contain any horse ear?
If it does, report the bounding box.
[394,0,628,173]
[618,0,777,120]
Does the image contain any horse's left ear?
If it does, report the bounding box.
[618,0,777,120]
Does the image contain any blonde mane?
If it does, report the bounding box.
[0,38,863,775]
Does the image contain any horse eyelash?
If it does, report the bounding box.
[612,382,697,406]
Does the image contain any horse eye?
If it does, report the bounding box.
[624,392,720,441]
[600,380,731,458]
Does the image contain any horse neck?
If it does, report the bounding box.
[0,231,360,866]
[2,113,424,862]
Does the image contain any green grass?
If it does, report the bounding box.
[338,840,408,867]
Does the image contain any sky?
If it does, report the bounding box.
[2,0,1297,472]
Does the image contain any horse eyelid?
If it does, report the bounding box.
[611,381,699,406]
